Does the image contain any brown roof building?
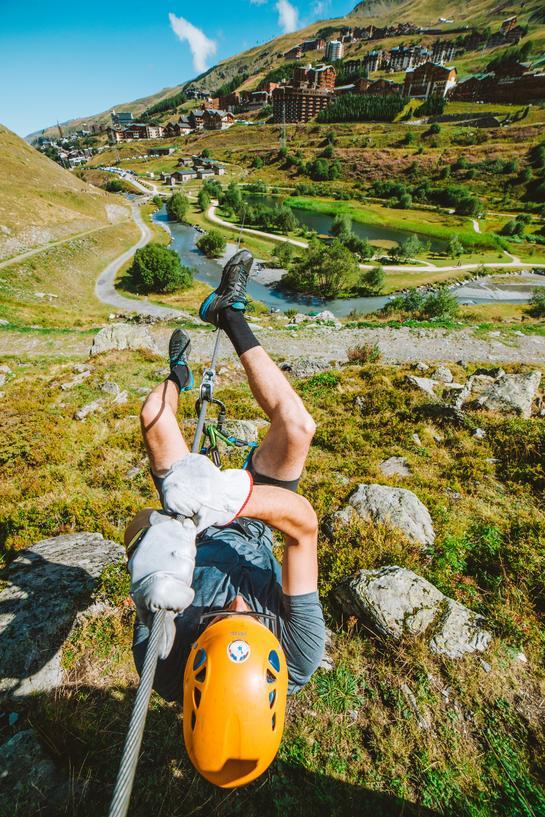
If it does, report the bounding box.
[272,85,333,123]
[403,62,457,98]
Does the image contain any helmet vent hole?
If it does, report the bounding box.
[194,688,202,709]
[266,669,276,684]
[272,713,277,731]
[191,711,196,731]
[269,690,276,708]
[268,650,280,672]
[193,648,206,671]
[195,667,206,683]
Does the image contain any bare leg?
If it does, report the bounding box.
[239,346,315,481]
[140,380,189,476]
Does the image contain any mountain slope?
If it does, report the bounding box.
[0,124,130,260]
[28,0,545,139]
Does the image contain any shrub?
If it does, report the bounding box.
[128,243,192,293]
[166,192,189,222]
[272,242,294,268]
[197,189,211,213]
[151,195,163,208]
[448,234,465,258]
[359,265,384,294]
[283,238,359,298]
[331,213,352,238]
[528,288,545,317]
[105,178,123,193]
[347,342,381,364]
[201,148,211,159]
[252,156,264,168]
[422,287,459,319]
[196,229,226,258]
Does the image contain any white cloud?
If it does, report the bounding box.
[276,0,299,33]
[168,13,217,74]
[312,0,330,16]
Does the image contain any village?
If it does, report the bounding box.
[33,12,545,175]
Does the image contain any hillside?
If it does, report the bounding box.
[27,0,545,139]
[0,124,131,260]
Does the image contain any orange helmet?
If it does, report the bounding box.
[183,612,288,788]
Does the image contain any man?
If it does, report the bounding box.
[125,250,325,786]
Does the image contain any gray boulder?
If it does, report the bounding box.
[379,456,411,478]
[429,599,492,659]
[475,371,542,418]
[406,375,439,398]
[280,358,334,378]
[432,366,453,384]
[74,398,105,420]
[337,484,435,545]
[334,565,491,659]
[334,566,444,639]
[0,729,72,814]
[0,533,124,700]
[90,323,160,357]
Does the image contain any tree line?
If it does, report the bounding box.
[317,94,407,124]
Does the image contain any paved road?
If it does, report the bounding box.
[94,204,187,319]
[207,205,532,274]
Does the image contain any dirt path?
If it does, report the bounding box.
[94,204,186,319]
[0,224,115,270]
[2,322,544,365]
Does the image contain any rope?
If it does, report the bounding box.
[107,609,166,817]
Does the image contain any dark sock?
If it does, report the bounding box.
[167,364,190,391]
[219,308,260,358]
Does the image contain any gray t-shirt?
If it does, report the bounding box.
[133,517,325,703]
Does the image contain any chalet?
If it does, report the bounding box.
[359,77,403,96]
[188,109,205,130]
[301,38,326,52]
[219,92,241,111]
[171,170,198,183]
[403,62,457,98]
[452,67,545,103]
[203,109,235,130]
[107,127,123,144]
[284,45,303,60]
[111,110,133,126]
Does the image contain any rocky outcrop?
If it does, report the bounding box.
[406,375,439,398]
[0,729,72,815]
[334,566,491,659]
[0,533,124,700]
[280,358,337,378]
[379,456,411,478]
[335,484,435,546]
[90,323,160,357]
[473,371,542,418]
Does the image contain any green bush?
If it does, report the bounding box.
[151,195,163,208]
[528,288,545,317]
[283,239,359,298]
[196,229,226,258]
[105,178,124,193]
[166,192,189,222]
[197,189,211,213]
[128,243,192,293]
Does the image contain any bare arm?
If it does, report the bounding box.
[242,485,318,597]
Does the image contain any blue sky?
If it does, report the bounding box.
[0,0,352,137]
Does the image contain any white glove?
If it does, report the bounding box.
[161,453,253,534]
[128,515,197,658]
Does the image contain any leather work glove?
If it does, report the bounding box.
[161,453,253,534]
[128,515,197,659]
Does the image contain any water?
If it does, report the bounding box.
[156,212,543,318]
[244,195,447,253]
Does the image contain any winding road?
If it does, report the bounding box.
[94,204,186,319]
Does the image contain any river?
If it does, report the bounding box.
[156,212,545,318]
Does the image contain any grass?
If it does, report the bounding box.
[1,350,545,816]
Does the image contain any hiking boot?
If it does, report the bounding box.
[199,249,253,327]
[168,328,194,391]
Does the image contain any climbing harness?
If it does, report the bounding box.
[108,327,257,817]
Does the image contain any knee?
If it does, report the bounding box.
[282,400,316,443]
[140,393,160,425]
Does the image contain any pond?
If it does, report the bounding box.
[156,212,544,318]
[243,194,447,253]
